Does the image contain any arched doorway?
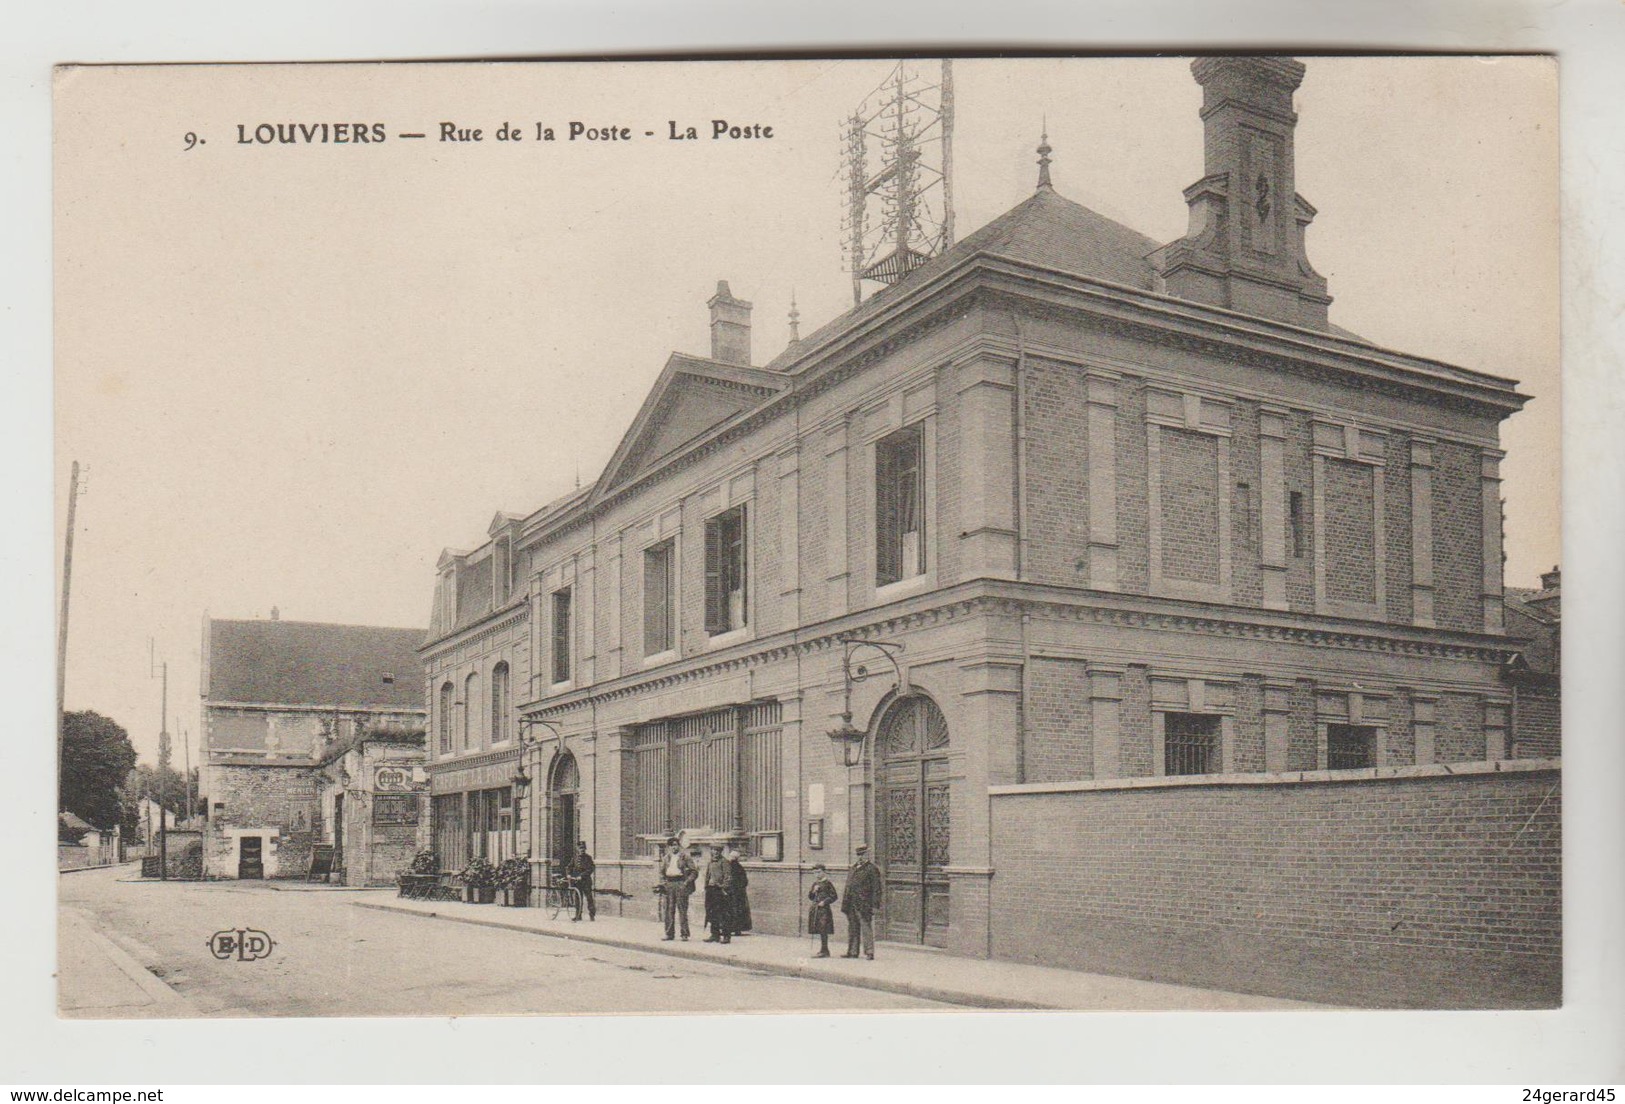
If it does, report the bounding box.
[875,694,951,947]
[547,751,580,874]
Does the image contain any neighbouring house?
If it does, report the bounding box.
[1503,565,1561,758]
[420,57,1556,1008]
[200,614,428,882]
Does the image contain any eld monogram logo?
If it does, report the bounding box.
[207,928,276,962]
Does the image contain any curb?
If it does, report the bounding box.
[353,901,1050,1010]
[60,909,195,1016]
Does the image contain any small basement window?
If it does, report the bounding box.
[1164,713,1220,776]
[1327,724,1377,770]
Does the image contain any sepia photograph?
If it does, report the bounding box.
[50,55,1563,1026]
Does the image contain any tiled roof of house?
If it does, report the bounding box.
[206,618,427,709]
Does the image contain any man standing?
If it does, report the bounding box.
[841,844,881,960]
[657,836,696,941]
[567,839,596,922]
[703,844,736,944]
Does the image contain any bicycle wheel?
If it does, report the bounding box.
[547,886,566,920]
[565,886,582,919]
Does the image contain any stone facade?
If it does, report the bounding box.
[200,617,427,880]
[418,58,1552,1003]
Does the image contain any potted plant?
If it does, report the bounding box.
[397,848,440,899]
[458,857,501,903]
[495,857,531,907]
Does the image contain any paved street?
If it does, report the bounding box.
[58,865,943,1017]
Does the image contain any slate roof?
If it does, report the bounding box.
[767,187,1162,371]
[206,619,427,709]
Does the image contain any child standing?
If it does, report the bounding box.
[807,864,838,958]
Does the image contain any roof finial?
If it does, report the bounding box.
[1036,121,1053,191]
[787,290,801,344]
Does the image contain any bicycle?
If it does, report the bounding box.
[542,874,583,921]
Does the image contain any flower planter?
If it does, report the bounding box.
[471,887,497,904]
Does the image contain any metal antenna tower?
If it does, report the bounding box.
[841,59,957,305]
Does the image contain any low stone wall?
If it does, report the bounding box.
[988,761,1561,1008]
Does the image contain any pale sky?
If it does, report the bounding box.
[53,57,1559,766]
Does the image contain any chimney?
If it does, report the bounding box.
[708,280,752,365]
[1540,565,1560,591]
[270,606,280,621]
[1150,57,1331,329]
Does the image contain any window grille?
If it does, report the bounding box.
[490,662,510,743]
[1164,712,1220,776]
[1327,724,1377,769]
[621,701,782,856]
[438,683,454,754]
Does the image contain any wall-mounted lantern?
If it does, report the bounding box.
[825,636,907,767]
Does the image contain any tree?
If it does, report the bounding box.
[60,710,137,830]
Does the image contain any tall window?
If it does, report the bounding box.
[704,506,748,636]
[643,539,676,656]
[876,425,925,586]
[551,587,573,684]
[438,682,454,755]
[1327,724,1377,769]
[1164,713,1220,776]
[490,662,510,743]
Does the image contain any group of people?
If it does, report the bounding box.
[654,837,882,961]
[654,839,750,943]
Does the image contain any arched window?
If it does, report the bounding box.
[490,662,510,744]
[438,682,454,755]
[463,672,480,750]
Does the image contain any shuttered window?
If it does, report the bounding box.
[643,539,675,655]
[704,506,747,635]
[876,425,925,586]
[490,662,510,743]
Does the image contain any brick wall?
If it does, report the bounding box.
[990,766,1561,1007]
[1233,675,1265,771]
[1432,441,1484,633]
[1159,427,1222,584]
[1024,657,1093,782]
[1285,413,1316,611]
[1023,362,1091,588]
[1323,458,1377,603]
[1120,665,1153,776]
[1384,431,1414,622]
[1512,687,1560,758]
[1229,402,1263,606]
[1115,381,1150,595]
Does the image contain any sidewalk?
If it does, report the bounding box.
[58,907,192,1018]
[357,897,1325,1011]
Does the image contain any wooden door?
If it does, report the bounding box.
[877,696,951,947]
[238,836,264,879]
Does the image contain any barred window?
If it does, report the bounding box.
[1327,724,1377,769]
[876,425,925,586]
[643,539,676,656]
[704,506,748,635]
[1164,713,1220,776]
[551,587,573,684]
[621,701,782,856]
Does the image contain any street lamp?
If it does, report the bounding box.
[512,716,564,864]
[825,637,907,767]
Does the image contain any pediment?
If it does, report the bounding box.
[593,354,785,499]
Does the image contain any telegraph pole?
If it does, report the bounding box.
[151,640,170,880]
[57,461,85,803]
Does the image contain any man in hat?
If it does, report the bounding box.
[656,836,697,941]
[841,844,881,960]
[566,839,596,922]
[703,844,736,943]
